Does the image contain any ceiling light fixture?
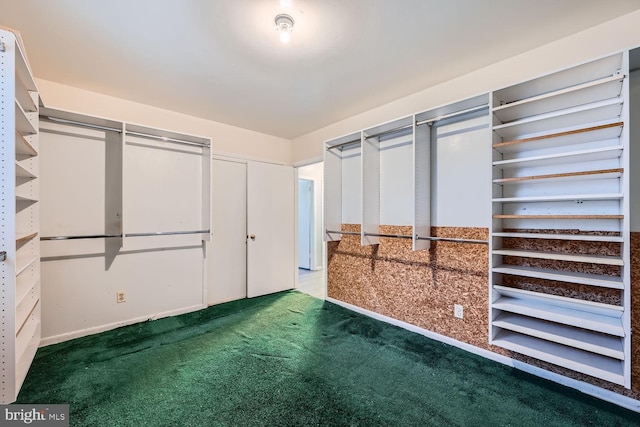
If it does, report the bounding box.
[275,14,294,44]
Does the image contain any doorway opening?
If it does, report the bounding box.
[296,162,325,299]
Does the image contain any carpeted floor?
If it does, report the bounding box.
[17,291,640,426]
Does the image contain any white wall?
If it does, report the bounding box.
[292,10,640,165]
[37,79,293,165]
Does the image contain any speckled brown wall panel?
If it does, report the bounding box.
[327,224,507,353]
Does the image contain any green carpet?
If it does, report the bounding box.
[17,291,640,426]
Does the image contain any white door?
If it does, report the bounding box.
[298,179,313,269]
[209,159,247,305]
[247,161,295,298]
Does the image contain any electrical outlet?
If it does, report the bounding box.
[454,304,463,319]
[117,291,126,303]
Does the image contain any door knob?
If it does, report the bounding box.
[249,234,256,241]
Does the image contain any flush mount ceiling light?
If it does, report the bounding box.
[275,14,294,44]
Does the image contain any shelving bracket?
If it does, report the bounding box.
[0,42,5,52]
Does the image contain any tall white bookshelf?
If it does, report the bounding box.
[0,28,41,403]
[489,53,630,387]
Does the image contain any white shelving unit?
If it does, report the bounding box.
[490,52,631,387]
[0,28,41,404]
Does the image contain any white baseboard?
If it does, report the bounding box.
[326,297,640,413]
[39,304,206,347]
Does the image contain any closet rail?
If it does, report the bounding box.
[415,104,489,126]
[325,230,360,236]
[326,230,488,244]
[326,138,361,152]
[41,230,210,241]
[40,116,210,148]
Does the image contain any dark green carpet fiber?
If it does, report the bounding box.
[17,291,640,426]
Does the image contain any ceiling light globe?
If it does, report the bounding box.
[280,30,291,43]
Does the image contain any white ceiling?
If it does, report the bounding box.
[2,0,640,139]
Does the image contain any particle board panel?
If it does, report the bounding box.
[327,225,501,352]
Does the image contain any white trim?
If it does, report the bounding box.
[325,297,640,413]
[39,304,206,347]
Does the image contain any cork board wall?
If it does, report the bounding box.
[327,227,640,399]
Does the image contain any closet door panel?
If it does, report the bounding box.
[247,161,295,298]
[209,159,247,305]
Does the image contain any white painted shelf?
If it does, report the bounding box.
[16,232,38,245]
[15,131,37,157]
[492,265,623,289]
[492,296,623,336]
[490,51,629,387]
[15,100,37,136]
[492,97,623,140]
[15,256,37,277]
[492,330,625,385]
[15,277,38,309]
[493,168,622,185]
[493,313,624,359]
[492,232,623,242]
[15,313,39,363]
[492,121,623,154]
[15,161,36,179]
[493,74,623,123]
[492,193,622,203]
[492,145,623,169]
[15,295,38,335]
[15,194,38,204]
[492,249,623,266]
[494,285,623,317]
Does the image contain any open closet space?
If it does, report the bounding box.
[3,3,640,423]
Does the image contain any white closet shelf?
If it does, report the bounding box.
[15,277,38,309]
[493,295,623,336]
[492,232,623,243]
[492,330,625,385]
[15,256,37,277]
[493,168,623,185]
[493,312,624,359]
[15,313,39,362]
[15,320,39,395]
[493,214,623,220]
[492,193,622,203]
[14,39,37,92]
[15,81,37,113]
[15,295,38,335]
[492,97,623,140]
[492,265,623,289]
[16,194,38,204]
[493,285,623,317]
[492,75,623,123]
[15,100,37,136]
[492,54,622,106]
[492,121,623,154]
[15,131,37,157]
[492,249,623,266]
[492,145,623,169]
[15,161,36,179]
[16,232,38,244]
